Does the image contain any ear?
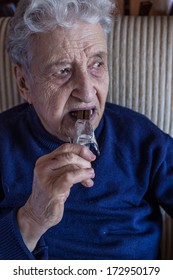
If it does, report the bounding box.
[14,64,32,104]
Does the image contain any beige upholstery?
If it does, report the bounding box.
[108,16,173,136]
[0,17,22,112]
[1,16,173,259]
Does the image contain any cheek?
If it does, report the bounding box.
[32,80,66,109]
[98,75,109,100]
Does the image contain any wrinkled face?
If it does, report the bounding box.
[18,21,109,142]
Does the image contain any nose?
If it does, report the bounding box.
[71,70,96,103]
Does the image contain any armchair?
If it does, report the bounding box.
[0,16,173,259]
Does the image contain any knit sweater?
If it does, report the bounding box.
[0,102,173,260]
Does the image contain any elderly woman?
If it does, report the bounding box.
[1,0,173,260]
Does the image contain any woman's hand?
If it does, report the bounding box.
[17,144,96,252]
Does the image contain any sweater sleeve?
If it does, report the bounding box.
[152,134,173,217]
[0,209,48,260]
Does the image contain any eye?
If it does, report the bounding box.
[89,60,106,77]
[52,67,72,81]
[93,61,104,69]
[58,68,71,76]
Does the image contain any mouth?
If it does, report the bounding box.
[70,108,96,120]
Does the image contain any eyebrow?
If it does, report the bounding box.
[44,60,71,74]
[92,51,107,58]
[47,60,71,68]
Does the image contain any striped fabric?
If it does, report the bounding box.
[0,17,22,112]
[0,16,173,259]
[108,16,173,136]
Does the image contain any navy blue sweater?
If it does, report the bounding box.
[0,102,173,260]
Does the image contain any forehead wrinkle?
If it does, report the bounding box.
[30,23,107,73]
[46,43,101,68]
[53,28,107,58]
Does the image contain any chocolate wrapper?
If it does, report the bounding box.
[73,119,100,156]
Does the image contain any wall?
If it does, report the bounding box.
[117,0,173,15]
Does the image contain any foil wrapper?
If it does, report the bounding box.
[73,119,100,156]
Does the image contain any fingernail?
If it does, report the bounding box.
[89,168,95,174]
[89,151,96,160]
[83,180,94,188]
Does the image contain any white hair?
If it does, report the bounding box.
[7,0,116,70]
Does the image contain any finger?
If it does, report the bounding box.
[81,178,95,188]
[48,152,92,171]
[47,143,96,162]
[36,152,92,174]
[53,166,95,192]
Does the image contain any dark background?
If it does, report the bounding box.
[0,0,19,16]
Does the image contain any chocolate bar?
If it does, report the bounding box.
[77,110,91,120]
